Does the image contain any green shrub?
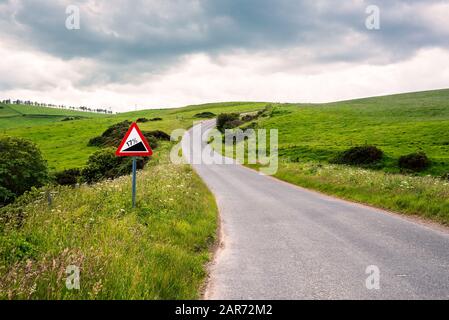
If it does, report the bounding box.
[81,148,149,183]
[88,121,161,149]
[54,168,81,186]
[150,117,163,121]
[194,112,216,119]
[0,137,48,206]
[0,187,43,229]
[225,119,244,129]
[87,136,105,147]
[216,113,240,132]
[136,118,149,123]
[61,116,82,122]
[0,233,38,264]
[241,114,258,122]
[88,120,131,147]
[146,136,158,149]
[334,145,384,166]
[398,152,431,172]
[144,130,170,141]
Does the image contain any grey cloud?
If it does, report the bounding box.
[1,0,447,86]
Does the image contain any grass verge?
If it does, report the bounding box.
[0,144,218,299]
[268,162,449,225]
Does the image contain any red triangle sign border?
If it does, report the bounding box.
[115,122,153,157]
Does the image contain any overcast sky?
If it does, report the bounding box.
[0,0,448,111]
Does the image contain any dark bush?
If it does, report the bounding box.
[150,117,163,121]
[0,137,48,206]
[241,114,258,122]
[398,152,431,172]
[145,136,158,150]
[136,118,149,123]
[224,119,244,130]
[81,148,149,184]
[61,116,82,122]
[87,136,105,147]
[88,120,132,147]
[194,112,216,119]
[54,168,81,186]
[441,173,449,181]
[88,121,161,149]
[216,113,240,133]
[143,130,170,141]
[334,145,384,166]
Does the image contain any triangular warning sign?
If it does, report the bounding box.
[115,122,153,157]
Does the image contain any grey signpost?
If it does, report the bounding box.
[132,157,137,208]
[115,122,153,209]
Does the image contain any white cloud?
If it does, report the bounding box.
[2,45,448,111]
[0,0,448,111]
[417,2,449,35]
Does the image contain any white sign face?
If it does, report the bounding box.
[122,127,146,152]
[116,123,153,156]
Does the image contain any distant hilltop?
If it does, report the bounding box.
[1,99,114,114]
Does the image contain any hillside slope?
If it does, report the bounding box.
[1,89,449,300]
[0,102,265,171]
[259,88,449,176]
[213,89,449,224]
[0,103,105,130]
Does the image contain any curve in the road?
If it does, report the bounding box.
[182,120,449,300]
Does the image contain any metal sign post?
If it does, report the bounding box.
[132,157,137,208]
[115,122,153,209]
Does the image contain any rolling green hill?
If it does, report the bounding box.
[1,89,449,299]
[0,101,265,299]
[258,88,449,176]
[0,102,265,171]
[0,103,106,130]
[214,89,449,224]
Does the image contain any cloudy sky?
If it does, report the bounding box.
[0,0,448,112]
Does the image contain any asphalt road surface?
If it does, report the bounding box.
[182,120,449,300]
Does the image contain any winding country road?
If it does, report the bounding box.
[182,120,449,300]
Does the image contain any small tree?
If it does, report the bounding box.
[398,152,431,172]
[0,137,48,206]
[54,168,81,186]
[216,113,240,133]
[334,145,384,166]
[81,148,148,183]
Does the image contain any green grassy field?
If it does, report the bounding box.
[0,102,265,171]
[1,90,449,300]
[215,89,449,224]
[0,103,105,130]
[261,89,449,176]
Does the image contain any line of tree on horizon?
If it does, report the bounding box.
[1,99,114,114]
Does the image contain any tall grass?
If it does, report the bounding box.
[0,144,218,299]
[273,162,449,224]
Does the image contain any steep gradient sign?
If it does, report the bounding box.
[116,122,153,157]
